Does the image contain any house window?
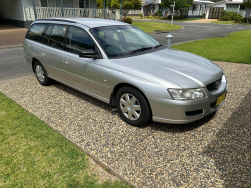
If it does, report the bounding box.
[38,0,56,7]
[79,0,89,8]
[40,0,48,7]
[226,4,239,12]
[240,4,245,10]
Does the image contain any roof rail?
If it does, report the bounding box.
[34,18,77,23]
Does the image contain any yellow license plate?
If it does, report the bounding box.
[216,93,226,106]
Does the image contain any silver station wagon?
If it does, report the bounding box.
[23,18,228,126]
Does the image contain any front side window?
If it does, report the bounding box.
[66,26,95,55]
[26,23,48,42]
[90,25,160,58]
[49,25,67,50]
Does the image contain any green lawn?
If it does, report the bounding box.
[210,20,251,25]
[0,92,130,187]
[132,21,182,33]
[173,30,251,64]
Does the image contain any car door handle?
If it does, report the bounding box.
[41,52,46,55]
[64,59,70,64]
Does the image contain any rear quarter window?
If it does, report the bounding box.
[26,23,48,42]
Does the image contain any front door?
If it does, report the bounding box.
[62,26,103,97]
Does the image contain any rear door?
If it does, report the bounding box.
[40,24,67,81]
[62,26,103,96]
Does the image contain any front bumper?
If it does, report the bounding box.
[148,79,228,124]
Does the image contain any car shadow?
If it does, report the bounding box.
[52,81,111,112]
[203,88,251,187]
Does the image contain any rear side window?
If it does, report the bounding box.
[26,23,48,42]
[49,25,67,50]
[42,25,53,45]
[66,26,95,55]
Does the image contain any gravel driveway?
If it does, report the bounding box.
[0,61,250,187]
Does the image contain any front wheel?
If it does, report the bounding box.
[116,87,151,127]
[34,61,50,86]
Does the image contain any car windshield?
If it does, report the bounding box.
[90,25,161,58]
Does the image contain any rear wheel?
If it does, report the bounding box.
[34,61,50,86]
[116,87,151,127]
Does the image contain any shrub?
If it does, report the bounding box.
[139,13,143,18]
[168,15,181,19]
[202,13,206,19]
[149,15,152,18]
[156,10,162,17]
[226,11,234,20]
[220,10,228,18]
[221,16,230,21]
[121,17,132,24]
[242,17,248,23]
[233,14,243,21]
[249,17,251,22]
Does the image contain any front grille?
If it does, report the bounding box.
[206,78,222,91]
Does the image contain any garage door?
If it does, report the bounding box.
[208,7,224,19]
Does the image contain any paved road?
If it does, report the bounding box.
[0,47,33,83]
[0,22,250,82]
[143,20,251,45]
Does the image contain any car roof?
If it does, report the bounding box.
[34,18,129,28]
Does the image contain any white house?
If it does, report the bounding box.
[205,0,251,19]
[141,0,214,17]
[0,0,117,28]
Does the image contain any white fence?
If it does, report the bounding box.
[187,10,206,16]
[24,7,116,21]
[127,10,141,15]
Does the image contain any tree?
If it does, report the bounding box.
[243,0,251,9]
[161,0,193,17]
[97,0,112,9]
[97,0,103,9]
[111,0,141,18]
[243,0,251,18]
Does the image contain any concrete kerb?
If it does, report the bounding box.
[0,44,23,49]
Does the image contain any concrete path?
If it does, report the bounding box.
[0,24,27,47]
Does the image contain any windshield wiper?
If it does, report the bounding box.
[153,45,163,49]
[131,47,153,54]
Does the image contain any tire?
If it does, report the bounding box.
[116,86,151,127]
[34,61,50,86]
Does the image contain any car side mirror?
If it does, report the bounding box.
[79,49,99,59]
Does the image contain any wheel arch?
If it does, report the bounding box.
[31,58,40,73]
[112,83,153,117]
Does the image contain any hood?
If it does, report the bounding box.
[109,48,223,88]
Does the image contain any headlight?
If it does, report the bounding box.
[168,88,205,100]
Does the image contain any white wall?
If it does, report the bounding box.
[210,2,226,8]
[0,0,28,21]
